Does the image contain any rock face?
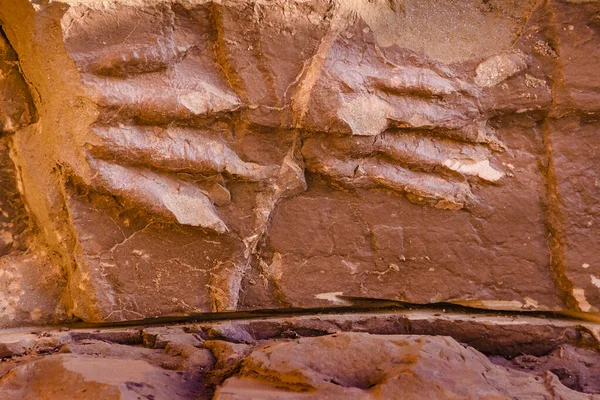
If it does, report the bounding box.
[0,0,598,325]
[1,1,600,398]
[1,326,599,399]
[215,332,595,399]
[0,338,214,399]
[1,355,196,399]
[491,344,600,395]
[0,31,65,328]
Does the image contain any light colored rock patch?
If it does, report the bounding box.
[591,275,600,289]
[523,297,539,309]
[524,74,548,89]
[454,299,525,310]
[342,0,536,63]
[179,82,240,116]
[0,268,24,321]
[337,95,390,136]
[443,159,504,182]
[314,292,351,304]
[0,230,13,246]
[406,113,433,128]
[90,159,228,233]
[573,288,593,312]
[178,90,209,116]
[475,51,528,88]
[162,192,227,233]
[388,69,457,96]
[0,333,36,358]
[277,154,308,198]
[259,253,283,283]
[1,117,15,133]
[62,356,154,385]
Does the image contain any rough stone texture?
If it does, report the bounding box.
[0,31,32,264]
[214,332,597,399]
[0,327,215,399]
[0,353,208,399]
[0,31,34,134]
[0,136,27,258]
[0,321,599,399]
[546,0,600,116]
[192,309,600,358]
[1,309,598,360]
[0,29,66,328]
[0,0,597,325]
[491,344,600,395]
[0,0,599,397]
[0,0,597,326]
[549,118,600,313]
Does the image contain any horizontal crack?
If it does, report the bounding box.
[27,297,600,331]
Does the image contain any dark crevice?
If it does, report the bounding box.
[29,296,600,331]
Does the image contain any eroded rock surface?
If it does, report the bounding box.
[0,29,65,328]
[492,344,600,394]
[0,353,207,399]
[0,0,597,326]
[0,0,599,397]
[0,320,599,399]
[215,332,596,399]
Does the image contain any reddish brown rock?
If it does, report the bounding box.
[0,315,599,398]
[0,1,600,396]
[538,0,600,315]
[142,326,203,349]
[492,344,600,394]
[0,335,215,399]
[0,252,66,327]
[0,354,201,399]
[548,118,600,313]
[215,332,595,399]
[546,0,600,116]
[0,332,36,359]
[195,310,600,358]
[203,340,253,387]
[0,0,597,324]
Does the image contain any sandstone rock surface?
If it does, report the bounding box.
[0,0,597,325]
[217,332,597,399]
[0,326,598,399]
[0,354,203,399]
[0,0,599,398]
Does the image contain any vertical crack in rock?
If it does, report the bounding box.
[290,2,348,126]
[226,2,354,309]
[204,2,332,311]
[210,2,249,105]
[538,2,582,313]
[258,252,292,307]
[542,120,579,312]
[219,0,354,310]
[204,3,260,311]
